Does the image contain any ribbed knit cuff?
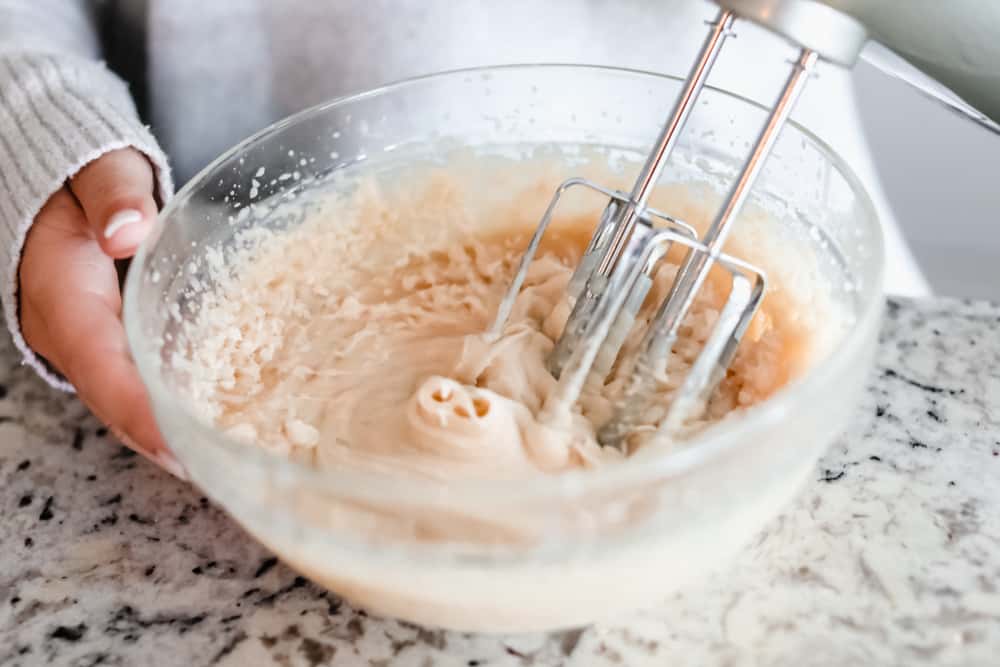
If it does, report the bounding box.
[0,52,174,391]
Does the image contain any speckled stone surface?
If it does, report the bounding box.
[1,296,998,666]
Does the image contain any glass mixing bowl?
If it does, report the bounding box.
[124,65,883,633]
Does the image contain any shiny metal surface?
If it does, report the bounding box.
[598,48,816,445]
[496,0,1000,443]
[491,13,815,445]
[713,0,867,66]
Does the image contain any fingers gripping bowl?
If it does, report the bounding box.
[124,66,883,632]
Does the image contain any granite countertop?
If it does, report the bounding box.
[1,296,998,666]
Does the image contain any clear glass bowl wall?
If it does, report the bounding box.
[125,65,883,632]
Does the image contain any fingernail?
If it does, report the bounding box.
[155,452,189,481]
[113,427,188,481]
[104,209,144,239]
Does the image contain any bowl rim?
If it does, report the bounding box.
[124,62,884,508]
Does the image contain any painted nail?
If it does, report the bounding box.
[104,209,143,239]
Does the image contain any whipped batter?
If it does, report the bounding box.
[179,155,833,481]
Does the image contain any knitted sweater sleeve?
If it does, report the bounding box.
[0,0,174,390]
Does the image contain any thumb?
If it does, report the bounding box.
[69,147,158,259]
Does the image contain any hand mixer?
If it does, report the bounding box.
[489,0,1000,448]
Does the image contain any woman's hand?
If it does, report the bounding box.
[19,148,184,478]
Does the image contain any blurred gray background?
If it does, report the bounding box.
[852,61,1000,300]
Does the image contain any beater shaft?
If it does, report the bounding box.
[549,9,737,377]
[594,10,735,280]
[599,48,818,445]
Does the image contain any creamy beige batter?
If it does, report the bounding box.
[179,155,833,481]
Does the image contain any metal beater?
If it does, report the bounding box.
[489,3,858,447]
[490,0,1000,447]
